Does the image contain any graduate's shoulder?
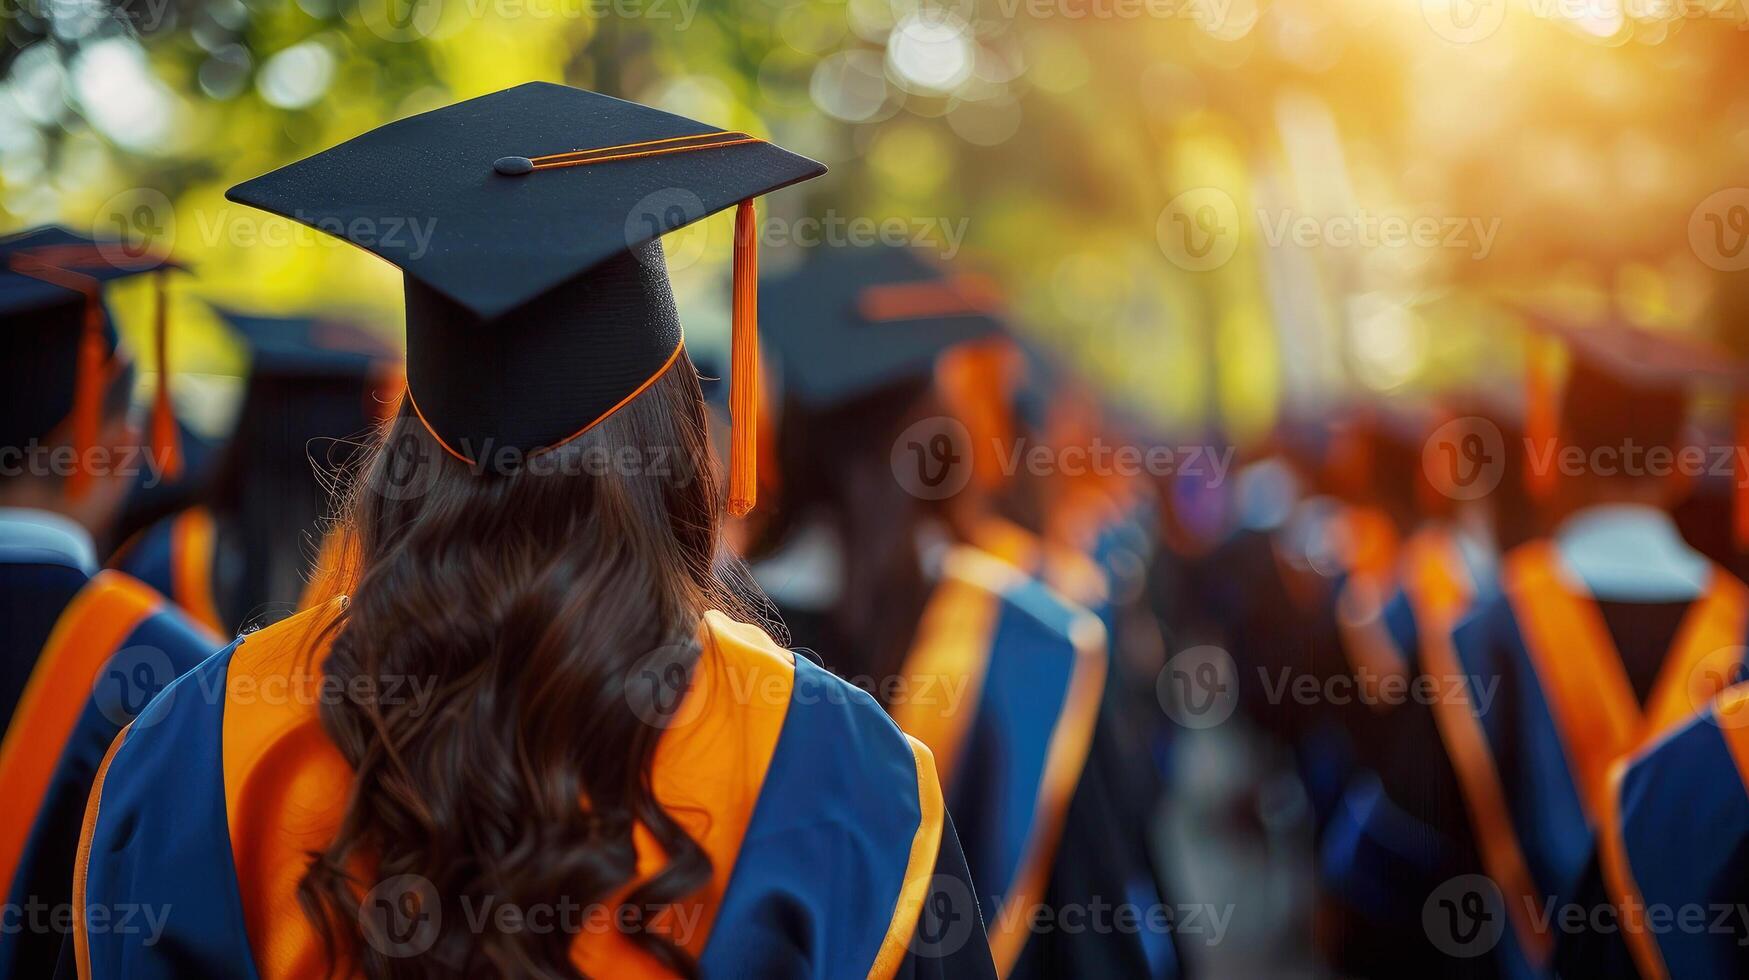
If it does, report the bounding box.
[0,510,97,581]
[696,609,935,787]
[84,568,226,659]
[23,569,224,721]
[693,611,945,971]
[941,544,1108,658]
[1626,683,1749,787]
[105,597,340,776]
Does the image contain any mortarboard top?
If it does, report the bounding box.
[0,225,185,496]
[0,225,178,321]
[226,81,825,515]
[214,307,399,381]
[215,306,406,475]
[760,243,1007,411]
[1528,316,1745,395]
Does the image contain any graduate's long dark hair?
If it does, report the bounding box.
[298,354,746,979]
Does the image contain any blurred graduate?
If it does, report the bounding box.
[71,83,992,979]
[1318,393,1541,977]
[107,306,401,634]
[1400,319,1749,977]
[752,242,1178,978]
[1556,682,1749,979]
[0,226,223,977]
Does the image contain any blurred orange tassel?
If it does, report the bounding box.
[150,269,183,482]
[1735,397,1749,551]
[1524,333,1558,501]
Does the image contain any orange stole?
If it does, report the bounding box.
[1337,525,1473,703]
[890,548,1003,795]
[1402,527,1475,631]
[169,507,224,635]
[970,515,1109,613]
[1336,504,1401,584]
[1506,543,1749,824]
[221,603,799,979]
[0,572,161,899]
[1436,542,1749,966]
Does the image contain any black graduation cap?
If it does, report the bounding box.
[226,81,825,515]
[216,306,400,381]
[760,243,1007,410]
[1523,314,1749,544]
[118,308,399,542]
[0,225,184,498]
[1525,316,1741,457]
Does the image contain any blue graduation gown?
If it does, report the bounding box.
[1321,524,1501,977]
[892,545,1176,979]
[71,601,992,979]
[1416,541,1749,977]
[0,510,97,733]
[0,570,222,978]
[1557,684,1749,980]
[106,506,228,637]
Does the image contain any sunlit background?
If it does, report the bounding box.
[5,0,1749,442]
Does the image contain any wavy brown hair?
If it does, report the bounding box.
[297,354,751,979]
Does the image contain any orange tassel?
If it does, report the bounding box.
[1735,397,1749,552]
[1524,333,1559,501]
[150,269,183,481]
[9,245,171,500]
[728,198,759,518]
[67,293,105,501]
